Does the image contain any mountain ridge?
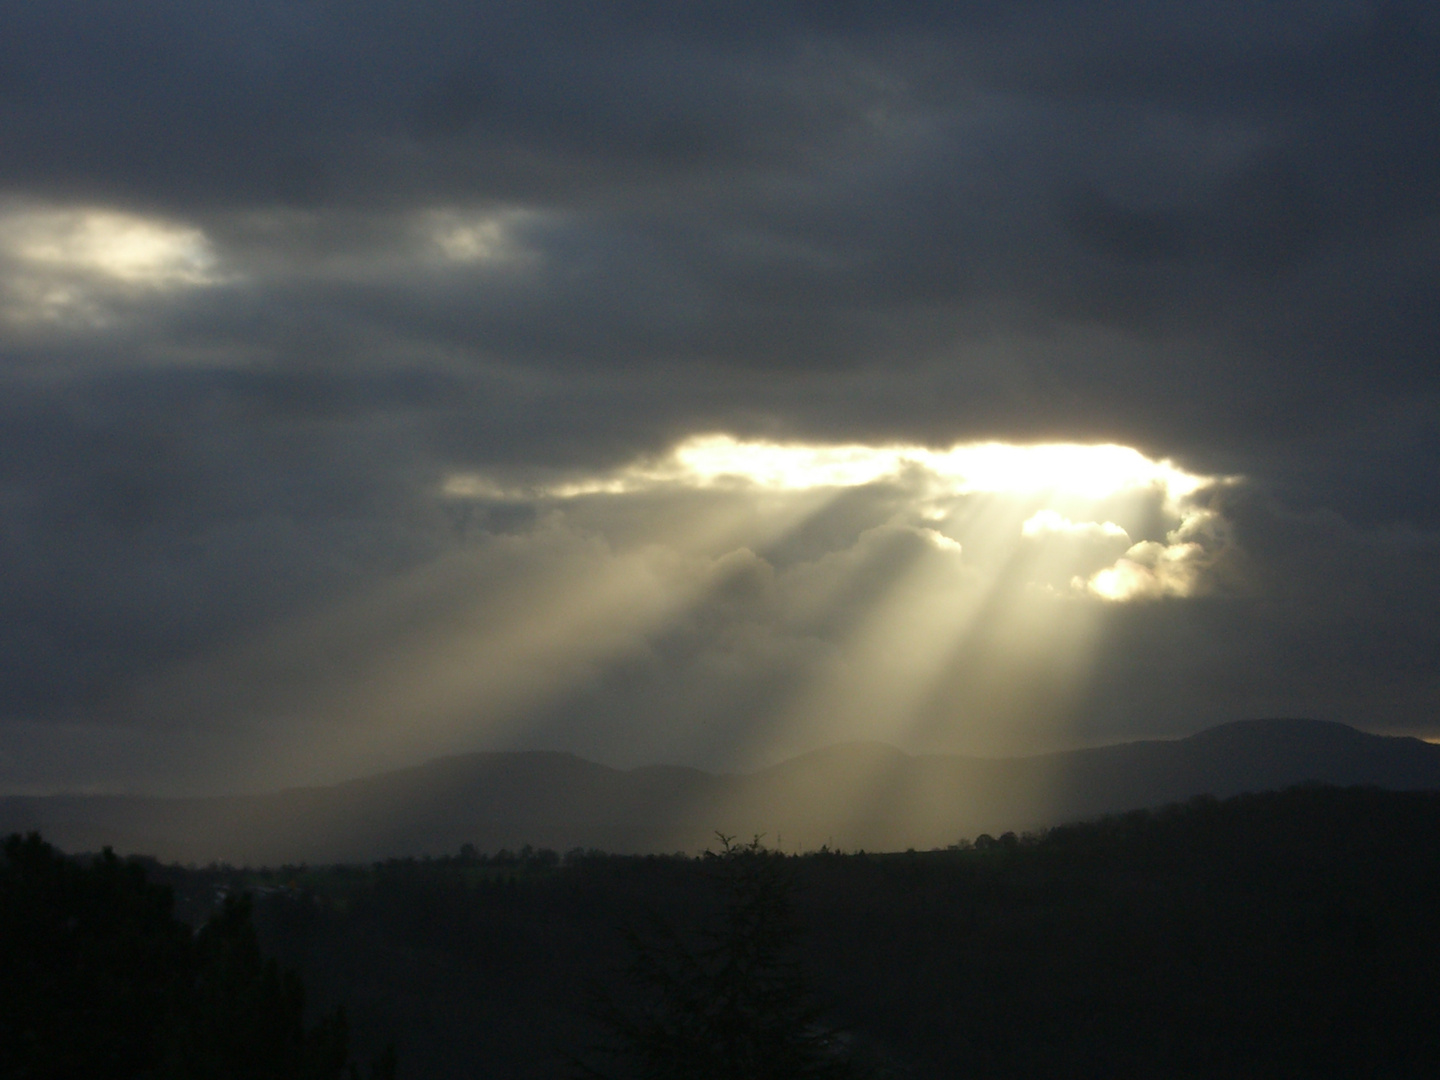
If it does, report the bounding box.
[4,718,1438,864]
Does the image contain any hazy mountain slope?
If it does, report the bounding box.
[4,719,1439,864]
[1045,718,1440,821]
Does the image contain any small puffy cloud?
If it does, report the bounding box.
[1083,541,1205,602]
[1081,508,1230,602]
[919,527,963,554]
[1022,509,1130,542]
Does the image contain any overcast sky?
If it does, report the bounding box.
[2,1,1437,794]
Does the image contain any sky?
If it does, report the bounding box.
[1,1,1438,795]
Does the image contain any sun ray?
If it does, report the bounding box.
[117,431,1238,819]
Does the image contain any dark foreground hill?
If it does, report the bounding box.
[4,718,1439,863]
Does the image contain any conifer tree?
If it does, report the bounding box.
[582,836,870,1080]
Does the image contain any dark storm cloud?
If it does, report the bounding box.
[4,3,1431,449]
[2,1,1438,788]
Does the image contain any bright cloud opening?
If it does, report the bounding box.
[447,433,1217,505]
[442,434,1236,605]
[663,435,1210,504]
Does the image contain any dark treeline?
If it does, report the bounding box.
[0,833,395,1080]
[8,785,1440,1077]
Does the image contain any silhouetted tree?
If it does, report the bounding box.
[152,893,355,1079]
[0,832,192,1078]
[581,836,870,1080]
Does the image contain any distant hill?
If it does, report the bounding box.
[4,718,1439,864]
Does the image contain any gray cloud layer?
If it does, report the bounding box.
[1,2,1437,792]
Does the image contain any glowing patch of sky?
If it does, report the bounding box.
[0,205,223,286]
[422,207,543,268]
[0,202,228,328]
